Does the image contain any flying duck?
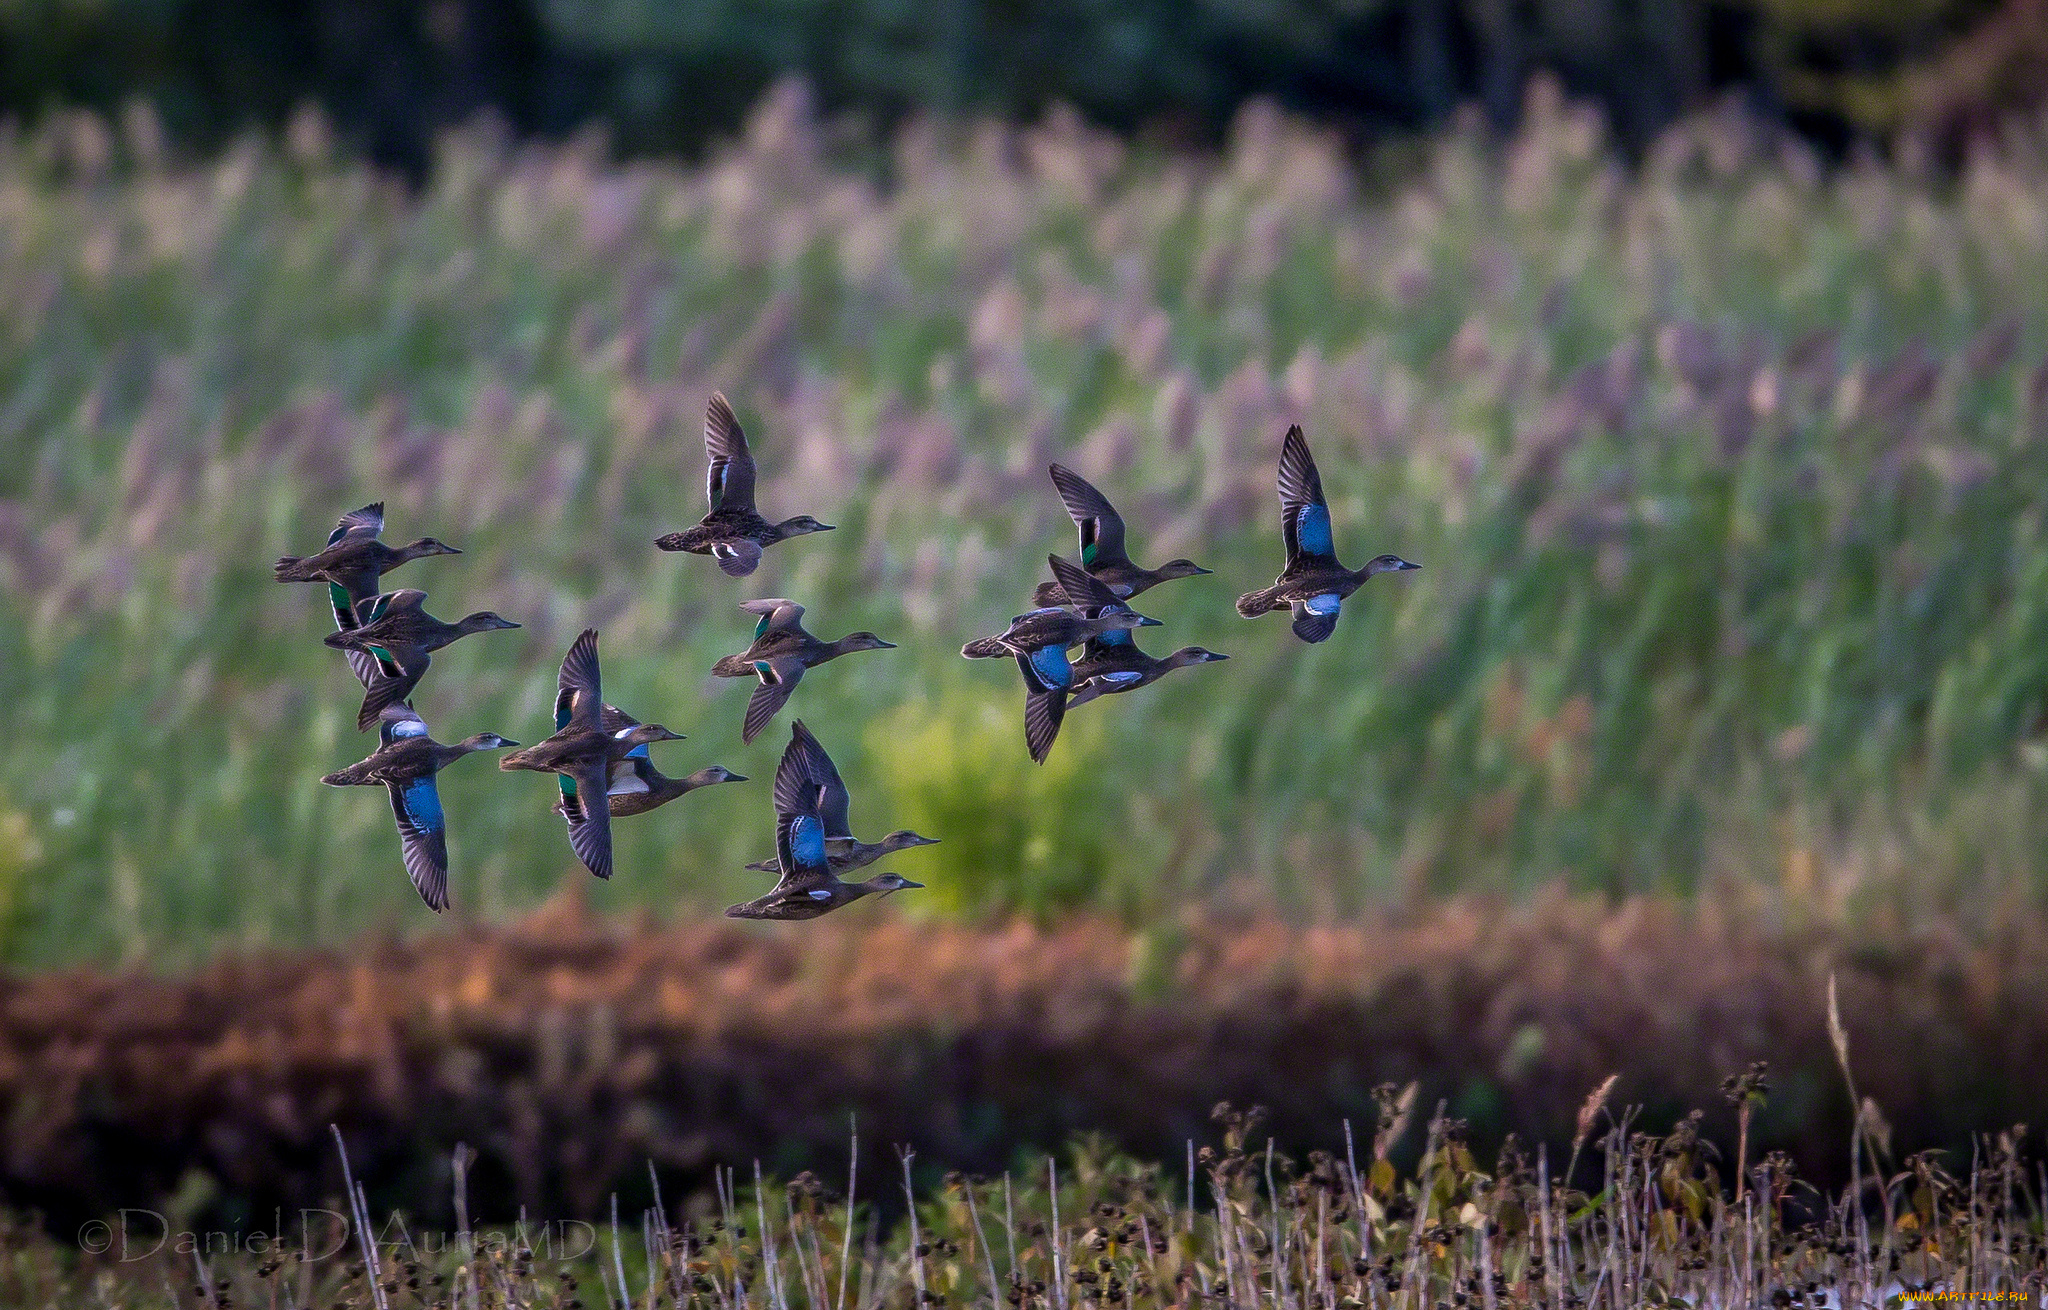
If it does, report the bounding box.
[1029,464,1210,607]
[740,719,936,873]
[274,503,462,688]
[1235,425,1419,643]
[654,393,834,576]
[710,599,897,744]
[322,589,522,730]
[319,702,517,911]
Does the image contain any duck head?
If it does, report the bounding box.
[1099,607,1163,632]
[460,732,520,751]
[622,722,686,747]
[456,611,524,634]
[860,872,924,897]
[838,631,898,653]
[879,829,940,853]
[400,537,464,560]
[1362,555,1421,577]
[1154,559,1212,580]
[777,515,836,537]
[686,765,748,787]
[1168,647,1230,667]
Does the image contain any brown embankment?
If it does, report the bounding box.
[0,893,2040,1229]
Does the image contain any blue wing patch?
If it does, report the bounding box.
[1306,593,1342,614]
[790,814,826,867]
[626,742,650,761]
[1104,670,1144,684]
[1296,504,1334,558]
[1027,644,1074,690]
[399,777,445,834]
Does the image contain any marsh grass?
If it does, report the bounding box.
[11,85,2048,959]
[3,1099,2042,1309]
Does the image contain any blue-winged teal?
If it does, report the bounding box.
[964,557,1164,763]
[710,599,897,743]
[275,503,463,688]
[1066,628,1229,709]
[654,393,834,576]
[725,721,923,920]
[1236,425,1419,643]
[319,702,517,911]
[322,589,521,730]
[741,719,936,873]
[499,629,683,880]
[551,704,747,820]
[1029,464,1210,607]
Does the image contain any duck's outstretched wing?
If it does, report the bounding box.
[770,726,833,892]
[739,598,807,641]
[378,702,431,748]
[328,584,383,689]
[703,392,758,513]
[1278,425,1339,567]
[355,647,429,731]
[560,761,614,880]
[599,703,641,734]
[1289,595,1341,644]
[1016,646,1072,765]
[555,629,604,734]
[741,657,807,745]
[788,718,853,839]
[329,502,385,547]
[1047,553,1122,612]
[712,538,763,577]
[1048,464,1130,569]
[385,775,451,911]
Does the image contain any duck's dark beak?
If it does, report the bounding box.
[1203,652,1230,662]
[727,773,748,783]
[1396,559,1422,570]
[441,545,464,555]
[895,879,925,891]
[1138,616,1163,626]
[877,640,898,649]
[910,835,939,846]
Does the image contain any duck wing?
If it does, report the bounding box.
[1047,554,1121,611]
[712,538,764,577]
[788,718,853,838]
[378,702,432,749]
[1016,646,1072,765]
[559,761,614,880]
[555,629,604,735]
[1277,425,1340,567]
[385,775,451,911]
[355,646,429,732]
[329,502,385,547]
[702,392,758,513]
[739,598,808,641]
[599,703,641,734]
[1289,596,1341,644]
[1048,464,1130,569]
[328,584,383,689]
[769,727,834,892]
[741,656,807,745]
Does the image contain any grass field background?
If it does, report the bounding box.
[8,82,2048,966]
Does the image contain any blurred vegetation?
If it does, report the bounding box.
[0,0,2043,170]
[8,85,2048,962]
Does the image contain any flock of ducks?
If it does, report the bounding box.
[276,395,1419,918]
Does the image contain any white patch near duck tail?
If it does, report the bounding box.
[1305,593,1342,614]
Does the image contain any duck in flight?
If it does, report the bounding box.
[320,702,517,911]
[710,599,897,744]
[322,589,522,730]
[552,704,747,820]
[1066,617,1229,709]
[1236,425,1419,643]
[654,393,834,576]
[1030,463,1210,607]
[499,629,683,880]
[740,720,936,874]
[963,556,1160,763]
[725,721,924,921]
[274,503,463,688]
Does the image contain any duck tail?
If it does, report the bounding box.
[1235,586,1276,618]
[273,555,312,581]
[961,635,1009,659]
